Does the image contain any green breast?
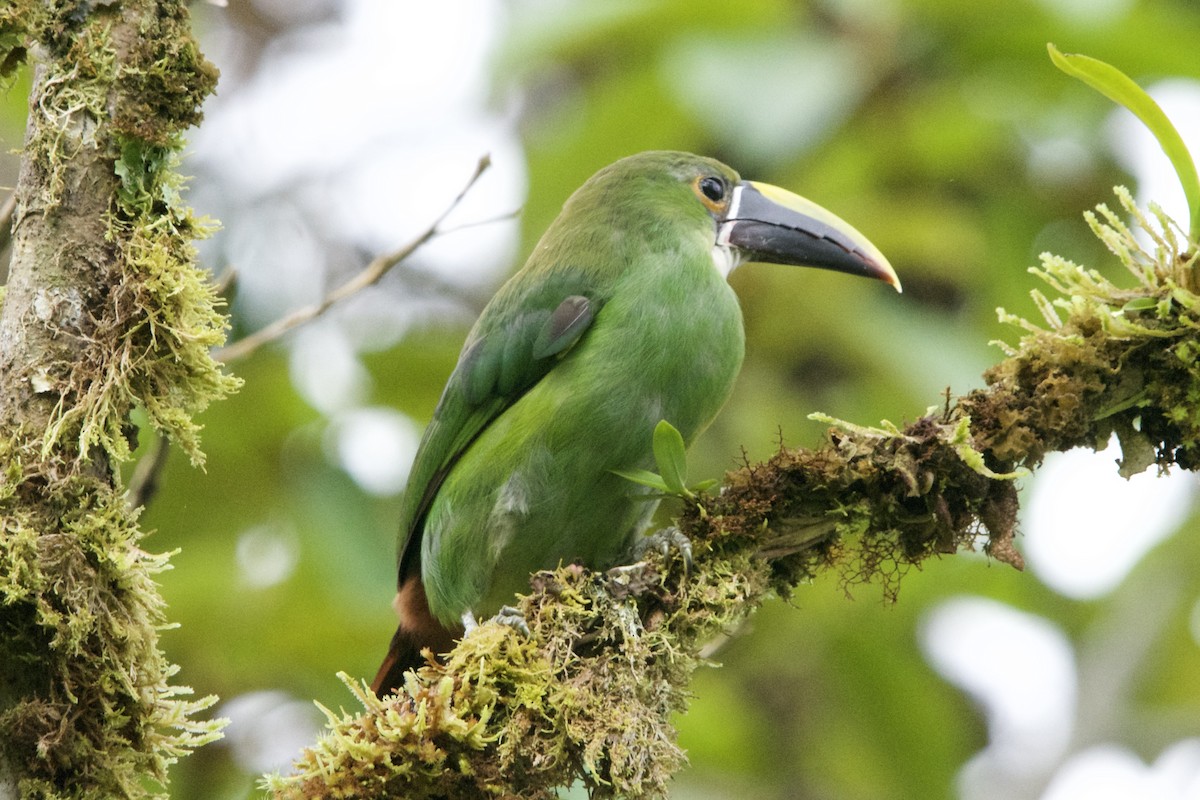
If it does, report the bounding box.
[419,248,745,625]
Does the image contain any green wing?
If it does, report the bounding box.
[395,271,601,582]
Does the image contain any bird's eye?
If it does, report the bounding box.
[699,177,725,202]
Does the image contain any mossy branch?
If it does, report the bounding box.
[267,189,1198,798]
[0,3,231,798]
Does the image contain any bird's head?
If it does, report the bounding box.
[565,151,900,292]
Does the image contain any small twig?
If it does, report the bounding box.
[435,207,521,236]
[215,154,493,363]
[126,432,171,509]
[0,191,17,256]
[211,265,237,298]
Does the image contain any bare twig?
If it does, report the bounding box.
[0,190,16,257]
[215,155,493,363]
[126,432,171,509]
[211,265,237,297]
[435,207,522,237]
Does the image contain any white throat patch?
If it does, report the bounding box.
[710,242,740,279]
[711,183,745,279]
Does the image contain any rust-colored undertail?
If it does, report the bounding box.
[370,576,461,695]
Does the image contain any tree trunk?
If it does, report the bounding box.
[0,3,232,797]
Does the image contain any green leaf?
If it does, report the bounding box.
[611,468,671,494]
[652,420,689,496]
[1121,297,1157,313]
[1048,43,1200,240]
[613,421,715,500]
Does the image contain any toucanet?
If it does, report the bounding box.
[371,151,899,694]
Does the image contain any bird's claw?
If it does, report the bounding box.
[630,526,693,571]
[491,604,531,638]
[462,606,530,638]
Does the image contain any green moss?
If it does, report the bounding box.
[0,0,33,85]
[269,540,768,800]
[2,1,233,797]
[0,436,224,799]
[29,2,236,467]
[982,188,1200,469]
[51,175,241,467]
[111,4,218,145]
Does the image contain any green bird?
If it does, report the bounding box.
[371,151,899,694]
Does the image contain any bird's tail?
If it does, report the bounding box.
[370,579,461,696]
[370,626,429,695]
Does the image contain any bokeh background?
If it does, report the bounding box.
[3,0,1200,797]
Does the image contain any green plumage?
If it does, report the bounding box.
[373,151,898,693]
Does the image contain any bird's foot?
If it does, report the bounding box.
[629,526,693,571]
[461,606,531,638]
[491,605,532,637]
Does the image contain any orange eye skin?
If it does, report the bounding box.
[692,175,729,215]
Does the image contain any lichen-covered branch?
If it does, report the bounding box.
[0,3,232,798]
[268,190,1198,799]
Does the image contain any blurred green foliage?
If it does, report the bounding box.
[4,0,1200,797]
